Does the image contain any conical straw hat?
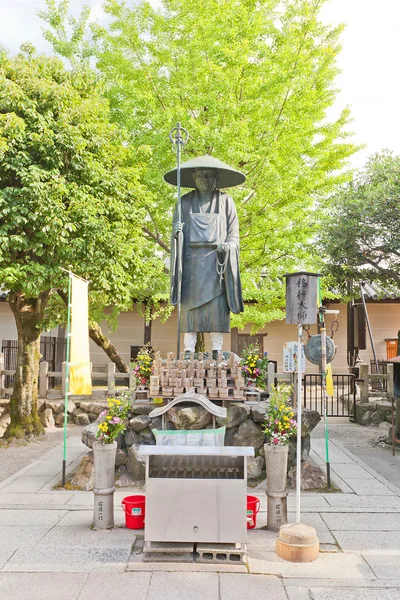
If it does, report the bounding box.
[164,155,246,188]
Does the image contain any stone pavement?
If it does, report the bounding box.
[0,430,400,599]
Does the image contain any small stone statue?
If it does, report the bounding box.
[164,155,245,356]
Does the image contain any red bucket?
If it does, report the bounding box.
[247,495,261,529]
[121,495,146,529]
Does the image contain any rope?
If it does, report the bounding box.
[216,250,229,288]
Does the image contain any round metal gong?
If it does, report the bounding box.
[304,335,336,366]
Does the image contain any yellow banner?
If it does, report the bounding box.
[69,276,92,396]
[326,363,334,397]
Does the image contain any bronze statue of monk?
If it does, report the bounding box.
[164,155,245,355]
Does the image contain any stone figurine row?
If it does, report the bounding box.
[146,351,245,400]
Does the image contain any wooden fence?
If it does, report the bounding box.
[0,353,135,399]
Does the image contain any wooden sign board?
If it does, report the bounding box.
[284,272,321,325]
[283,341,306,373]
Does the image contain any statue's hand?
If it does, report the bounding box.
[173,222,184,238]
[217,243,229,253]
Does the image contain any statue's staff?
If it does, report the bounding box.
[169,123,189,357]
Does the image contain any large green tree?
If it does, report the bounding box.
[0,45,159,437]
[41,0,358,329]
[317,151,400,290]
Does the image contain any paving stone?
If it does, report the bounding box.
[0,509,67,527]
[0,492,74,506]
[325,495,400,509]
[312,440,355,464]
[78,572,151,600]
[248,552,375,579]
[147,571,219,600]
[1,476,54,493]
[220,573,287,600]
[345,479,395,496]
[3,546,131,572]
[0,572,89,600]
[332,530,400,552]
[37,526,135,548]
[0,525,52,547]
[286,495,331,510]
[0,547,18,570]
[322,512,400,531]
[57,510,125,528]
[363,555,400,579]
[306,588,400,600]
[331,464,374,480]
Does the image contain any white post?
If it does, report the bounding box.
[61,361,67,398]
[39,361,49,398]
[296,323,302,525]
[268,361,275,394]
[108,362,116,396]
[0,352,4,399]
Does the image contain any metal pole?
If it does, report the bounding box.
[319,307,331,489]
[62,272,72,487]
[295,323,302,524]
[169,123,189,358]
[360,283,383,391]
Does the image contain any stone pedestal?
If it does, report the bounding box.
[93,441,117,529]
[276,522,319,562]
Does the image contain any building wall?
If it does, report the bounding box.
[1,300,399,373]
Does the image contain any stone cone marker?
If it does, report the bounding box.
[276,522,319,562]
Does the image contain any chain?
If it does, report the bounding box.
[216,251,229,288]
[330,318,339,339]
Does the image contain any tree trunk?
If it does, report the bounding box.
[89,319,129,373]
[57,291,129,373]
[6,292,47,438]
[195,332,205,353]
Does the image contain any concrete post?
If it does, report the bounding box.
[39,361,49,398]
[0,352,4,398]
[387,364,394,399]
[267,362,275,394]
[92,441,116,529]
[108,362,115,396]
[128,365,135,391]
[265,444,288,531]
[359,364,369,402]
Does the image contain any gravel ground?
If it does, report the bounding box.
[312,420,400,488]
[0,426,84,483]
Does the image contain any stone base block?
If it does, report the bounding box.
[143,541,194,563]
[276,522,319,563]
[195,542,246,564]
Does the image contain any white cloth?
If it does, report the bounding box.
[184,332,224,352]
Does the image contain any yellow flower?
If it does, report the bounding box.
[116,400,121,405]
[288,412,294,417]
[106,415,112,420]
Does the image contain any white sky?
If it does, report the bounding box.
[1,0,399,168]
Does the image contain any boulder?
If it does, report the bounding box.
[124,429,141,448]
[40,408,55,428]
[129,415,151,432]
[216,404,250,429]
[115,471,136,487]
[81,402,107,415]
[45,400,64,414]
[375,401,392,414]
[74,408,90,426]
[370,411,382,424]
[81,422,98,449]
[226,419,264,451]
[70,453,94,491]
[137,427,156,445]
[115,448,128,466]
[127,444,146,482]
[129,403,155,416]
[379,420,392,432]
[287,461,327,491]
[250,405,267,423]
[288,434,311,468]
[247,456,265,482]
[54,412,65,427]
[149,416,162,431]
[168,406,212,430]
[88,413,99,423]
[66,400,77,415]
[292,408,321,436]
[361,411,372,426]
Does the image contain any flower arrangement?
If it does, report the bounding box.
[263,384,297,446]
[131,346,154,387]
[96,396,130,444]
[239,343,270,389]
